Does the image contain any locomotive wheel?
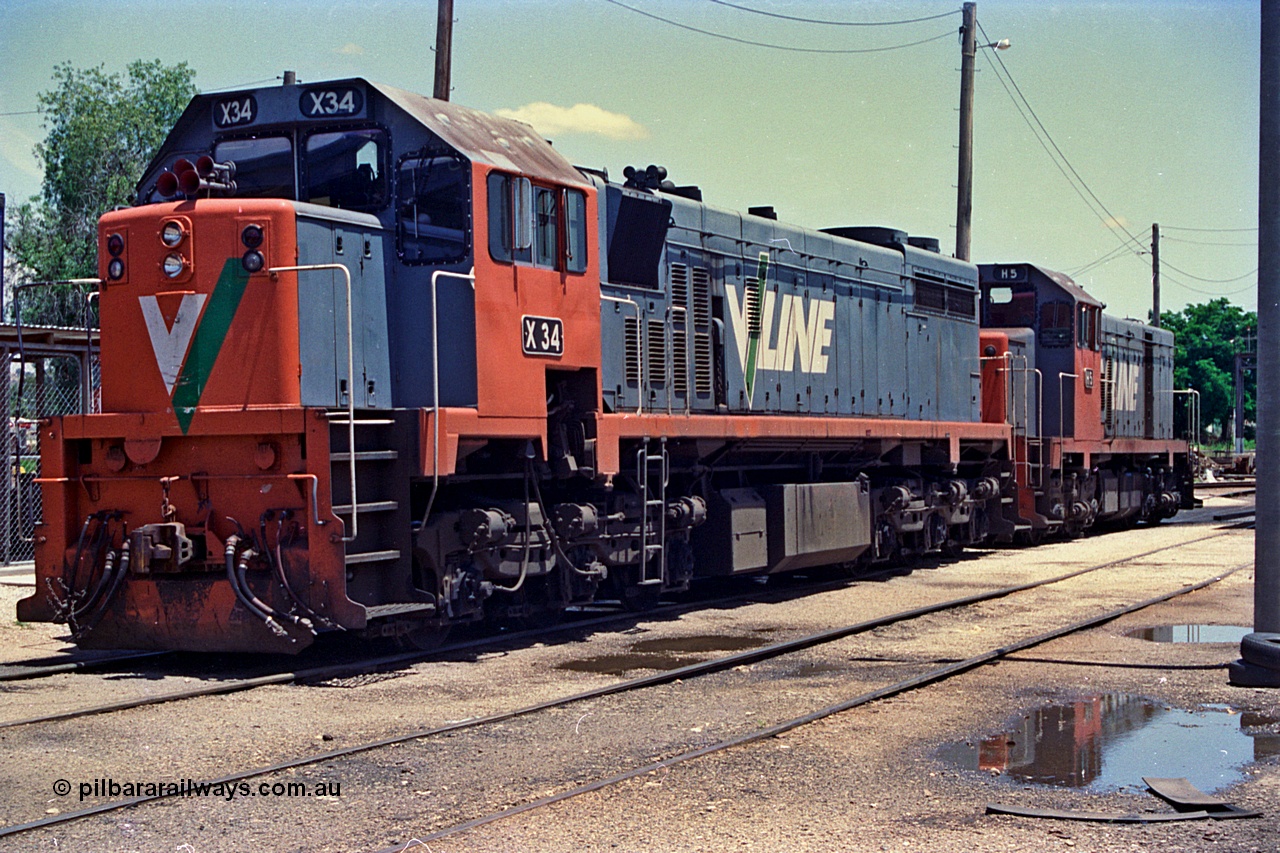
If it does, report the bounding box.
[621,583,662,612]
[397,622,451,652]
[1014,527,1044,547]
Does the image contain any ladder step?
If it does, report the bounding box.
[346,549,402,566]
[636,578,663,587]
[333,500,399,515]
[364,601,433,618]
[328,417,396,426]
[331,450,400,462]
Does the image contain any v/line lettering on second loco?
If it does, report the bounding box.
[725,283,836,377]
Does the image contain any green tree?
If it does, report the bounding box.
[1160,298,1256,444]
[5,59,197,325]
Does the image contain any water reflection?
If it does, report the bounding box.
[941,694,1280,793]
[1126,625,1252,644]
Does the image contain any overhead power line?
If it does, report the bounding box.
[1162,235,1258,247]
[1162,270,1256,298]
[1070,229,1152,277]
[704,0,961,27]
[1162,225,1258,233]
[602,0,956,53]
[1161,261,1258,285]
[976,19,1149,262]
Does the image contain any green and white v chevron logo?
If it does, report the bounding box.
[139,260,250,433]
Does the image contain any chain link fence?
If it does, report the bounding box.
[4,351,99,565]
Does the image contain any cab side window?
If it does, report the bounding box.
[488,172,588,273]
[304,129,388,212]
[396,149,471,265]
[534,187,559,269]
[565,189,588,274]
[1040,302,1072,347]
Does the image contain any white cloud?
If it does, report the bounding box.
[1102,215,1130,230]
[495,102,648,141]
[336,43,364,56]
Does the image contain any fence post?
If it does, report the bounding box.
[1,347,12,566]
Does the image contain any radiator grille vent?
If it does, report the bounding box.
[623,316,642,384]
[672,328,688,393]
[691,267,711,327]
[745,278,762,336]
[669,263,689,312]
[694,332,713,395]
[647,319,667,386]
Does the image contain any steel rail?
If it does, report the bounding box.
[0,651,168,683]
[0,528,1238,840]
[0,565,882,729]
[388,559,1251,850]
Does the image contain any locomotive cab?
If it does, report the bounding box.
[20,79,607,652]
[979,263,1189,535]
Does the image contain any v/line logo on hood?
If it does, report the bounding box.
[138,259,251,433]
[723,256,837,407]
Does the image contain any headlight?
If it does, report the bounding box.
[161,221,185,248]
[107,258,125,281]
[162,253,186,278]
[242,251,265,273]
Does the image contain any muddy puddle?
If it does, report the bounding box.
[941,693,1280,793]
[1126,624,1252,644]
[630,635,767,654]
[557,634,767,676]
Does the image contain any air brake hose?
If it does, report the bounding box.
[224,535,288,640]
[75,542,130,637]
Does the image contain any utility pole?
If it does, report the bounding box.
[434,0,454,101]
[1235,342,1254,456]
[0,192,6,321]
[1151,223,1161,327]
[1255,0,1280,635]
[955,1,977,261]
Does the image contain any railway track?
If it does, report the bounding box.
[0,650,168,682]
[0,566,903,731]
[0,527,1243,843]
[392,560,1250,851]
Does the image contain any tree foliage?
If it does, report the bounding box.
[1159,298,1256,443]
[5,60,197,325]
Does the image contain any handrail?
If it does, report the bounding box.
[270,263,357,542]
[1168,389,1201,449]
[665,304,689,415]
[600,295,643,413]
[421,269,477,528]
[83,291,100,414]
[1058,372,1079,463]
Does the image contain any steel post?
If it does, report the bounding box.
[1256,0,1280,632]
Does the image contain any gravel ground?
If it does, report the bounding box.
[0,494,1276,852]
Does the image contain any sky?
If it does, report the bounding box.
[0,0,1261,321]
